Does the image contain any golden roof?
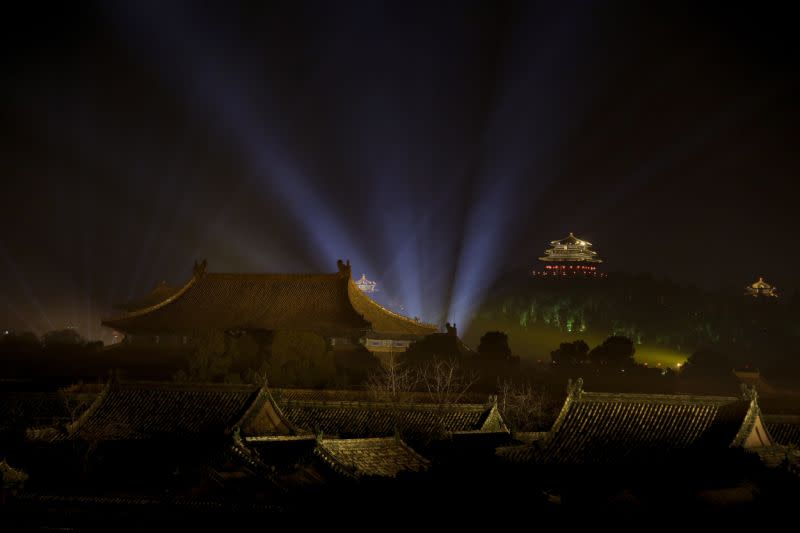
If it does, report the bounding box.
[102,260,437,338]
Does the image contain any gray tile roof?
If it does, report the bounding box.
[315,437,430,478]
[498,379,766,465]
[277,396,506,439]
[764,414,800,446]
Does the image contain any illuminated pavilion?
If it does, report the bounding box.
[532,232,605,278]
[745,277,778,298]
[102,259,436,353]
[354,273,377,293]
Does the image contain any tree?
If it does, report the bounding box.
[419,357,478,405]
[477,331,513,361]
[42,329,85,348]
[0,331,40,353]
[497,380,548,432]
[589,336,636,367]
[268,330,334,387]
[365,353,418,402]
[176,331,232,382]
[550,340,589,365]
[402,333,466,366]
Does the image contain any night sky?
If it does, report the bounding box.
[2,1,798,340]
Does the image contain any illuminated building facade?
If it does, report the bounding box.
[532,232,606,278]
[745,277,778,298]
[102,259,437,352]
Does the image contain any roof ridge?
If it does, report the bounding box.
[115,381,260,393]
[206,271,342,279]
[102,265,349,326]
[579,391,741,404]
[477,401,510,433]
[320,436,396,445]
[732,392,773,447]
[234,384,302,436]
[102,271,199,324]
[65,377,114,436]
[245,435,316,442]
[279,399,489,410]
[347,279,438,330]
[763,414,800,422]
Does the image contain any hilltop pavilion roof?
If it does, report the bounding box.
[498,379,771,465]
[750,277,775,289]
[551,232,591,246]
[102,260,437,338]
[539,233,602,263]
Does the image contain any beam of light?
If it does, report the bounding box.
[107,1,601,332]
[119,158,187,303]
[2,94,192,333]
[3,300,40,335]
[370,185,468,324]
[77,174,92,341]
[447,3,600,331]
[305,3,483,325]
[0,242,54,332]
[205,221,308,273]
[107,2,376,282]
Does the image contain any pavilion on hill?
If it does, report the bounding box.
[532,232,606,278]
[745,276,778,298]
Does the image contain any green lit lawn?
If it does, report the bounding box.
[463,318,688,369]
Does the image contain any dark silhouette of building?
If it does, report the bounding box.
[103,259,437,353]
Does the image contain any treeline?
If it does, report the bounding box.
[0,328,521,390]
[476,271,800,379]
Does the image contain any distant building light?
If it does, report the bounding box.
[355,273,378,293]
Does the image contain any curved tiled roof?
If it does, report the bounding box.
[276,397,504,439]
[347,279,437,337]
[58,381,262,441]
[500,380,768,465]
[0,392,70,429]
[103,261,437,338]
[315,437,430,478]
[750,277,774,289]
[0,459,28,487]
[765,415,800,446]
[552,233,587,246]
[115,281,181,312]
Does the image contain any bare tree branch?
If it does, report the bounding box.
[365,353,419,402]
[419,357,478,405]
[496,379,548,432]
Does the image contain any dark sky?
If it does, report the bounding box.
[2,1,798,340]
